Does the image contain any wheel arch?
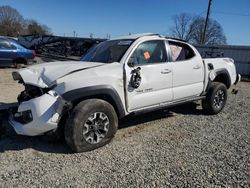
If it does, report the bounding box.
[13,57,27,65]
[213,69,231,89]
[62,85,126,119]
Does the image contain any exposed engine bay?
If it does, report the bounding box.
[17,84,50,103]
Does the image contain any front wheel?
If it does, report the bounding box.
[64,99,118,153]
[202,82,228,115]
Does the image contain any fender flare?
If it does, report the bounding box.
[212,69,231,88]
[62,85,125,118]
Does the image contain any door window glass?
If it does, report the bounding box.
[130,40,167,65]
[0,39,13,49]
[169,41,195,61]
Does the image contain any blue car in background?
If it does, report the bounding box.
[0,37,36,67]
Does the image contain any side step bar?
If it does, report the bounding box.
[133,96,206,115]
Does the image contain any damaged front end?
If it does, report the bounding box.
[9,71,71,136]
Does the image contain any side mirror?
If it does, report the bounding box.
[128,57,135,67]
[130,67,141,88]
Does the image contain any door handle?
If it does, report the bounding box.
[161,69,172,74]
[193,65,201,69]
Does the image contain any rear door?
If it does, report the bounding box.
[125,39,173,111]
[167,41,204,100]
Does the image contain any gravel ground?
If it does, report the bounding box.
[0,67,249,187]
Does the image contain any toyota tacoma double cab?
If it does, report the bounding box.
[7,33,240,152]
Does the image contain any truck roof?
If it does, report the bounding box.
[112,33,157,40]
[113,33,187,43]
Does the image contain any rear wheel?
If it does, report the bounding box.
[64,99,118,153]
[13,58,27,68]
[202,82,227,115]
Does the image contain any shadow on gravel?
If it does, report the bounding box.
[0,102,203,154]
[169,102,204,115]
[119,102,203,129]
[0,112,70,154]
[0,135,70,154]
[119,109,174,129]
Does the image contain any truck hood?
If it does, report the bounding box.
[14,61,104,88]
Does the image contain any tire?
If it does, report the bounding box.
[202,82,228,115]
[64,99,118,153]
[13,58,26,68]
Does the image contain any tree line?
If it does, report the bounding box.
[0,5,51,37]
[0,5,226,45]
[170,13,227,45]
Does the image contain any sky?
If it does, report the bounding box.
[1,0,250,45]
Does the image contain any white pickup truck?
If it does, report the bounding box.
[7,33,240,152]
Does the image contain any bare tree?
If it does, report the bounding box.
[0,5,25,36]
[190,16,226,44]
[26,19,51,35]
[170,13,194,41]
[170,13,227,45]
[0,5,52,37]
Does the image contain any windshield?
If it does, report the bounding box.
[81,39,134,63]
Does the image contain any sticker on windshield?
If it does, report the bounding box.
[118,40,133,45]
[144,51,150,60]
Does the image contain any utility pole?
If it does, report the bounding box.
[201,0,212,44]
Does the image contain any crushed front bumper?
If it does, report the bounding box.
[8,92,67,136]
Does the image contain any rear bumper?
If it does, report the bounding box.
[26,58,36,65]
[234,74,241,85]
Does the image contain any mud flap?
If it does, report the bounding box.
[231,74,241,95]
[232,89,238,95]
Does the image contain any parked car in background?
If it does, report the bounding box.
[0,37,36,67]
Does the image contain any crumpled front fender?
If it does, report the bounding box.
[13,68,48,88]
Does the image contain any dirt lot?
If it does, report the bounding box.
[0,68,23,103]
[0,67,249,187]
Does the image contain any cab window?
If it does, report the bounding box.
[130,40,167,65]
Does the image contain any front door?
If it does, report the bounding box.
[125,40,173,111]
